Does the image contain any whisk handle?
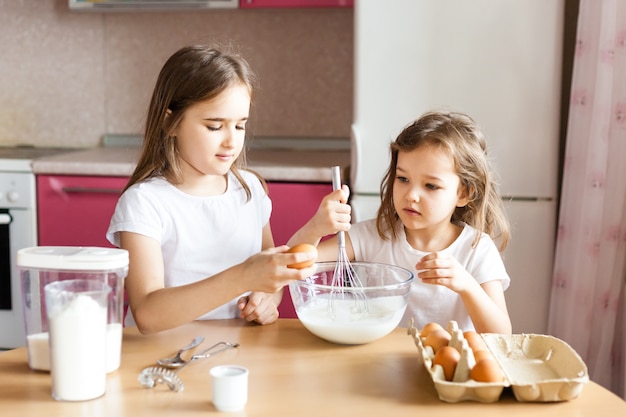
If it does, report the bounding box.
[337,230,347,248]
[331,166,347,249]
[331,166,342,191]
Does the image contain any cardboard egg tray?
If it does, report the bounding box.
[408,320,589,403]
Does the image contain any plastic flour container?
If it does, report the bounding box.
[17,246,129,373]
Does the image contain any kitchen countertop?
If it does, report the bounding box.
[1,319,624,416]
[31,144,351,183]
[31,147,141,177]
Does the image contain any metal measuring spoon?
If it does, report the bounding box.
[156,336,204,368]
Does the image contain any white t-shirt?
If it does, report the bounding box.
[106,170,271,326]
[348,219,510,331]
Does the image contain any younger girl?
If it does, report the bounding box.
[107,45,326,334]
[291,111,512,333]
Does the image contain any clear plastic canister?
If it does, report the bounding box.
[17,246,129,373]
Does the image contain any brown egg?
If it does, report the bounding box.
[472,349,494,363]
[420,322,445,338]
[423,328,451,353]
[470,358,504,383]
[432,346,461,381]
[286,244,318,269]
[463,330,487,352]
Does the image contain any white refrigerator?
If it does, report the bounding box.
[350,0,564,334]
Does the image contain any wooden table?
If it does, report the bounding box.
[1,319,624,416]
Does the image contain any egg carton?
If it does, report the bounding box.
[408,320,589,403]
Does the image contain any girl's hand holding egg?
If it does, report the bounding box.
[286,244,318,269]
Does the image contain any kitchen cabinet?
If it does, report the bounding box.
[266,181,332,318]
[37,175,331,248]
[36,175,331,318]
[37,175,126,248]
[240,0,352,8]
[69,0,239,11]
[37,175,128,319]
[266,182,331,246]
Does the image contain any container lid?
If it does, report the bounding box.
[17,246,129,271]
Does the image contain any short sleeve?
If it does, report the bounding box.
[106,183,164,247]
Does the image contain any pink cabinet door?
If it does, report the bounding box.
[267,181,332,318]
[267,181,332,246]
[36,176,329,319]
[37,175,127,247]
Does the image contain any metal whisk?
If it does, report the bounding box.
[329,166,367,314]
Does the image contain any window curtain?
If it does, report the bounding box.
[547,0,626,399]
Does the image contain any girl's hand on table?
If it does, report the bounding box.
[237,292,279,325]
[234,245,316,325]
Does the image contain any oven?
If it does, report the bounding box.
[0,147,68,348]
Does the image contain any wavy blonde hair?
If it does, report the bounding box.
[124,45,263,198]
[376,111,510,251]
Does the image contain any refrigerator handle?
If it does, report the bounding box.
[350,123,360,191]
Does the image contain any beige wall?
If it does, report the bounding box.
[0,0,353,148]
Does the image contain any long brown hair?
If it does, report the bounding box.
[377,111,510,251]
[124,45,260,199]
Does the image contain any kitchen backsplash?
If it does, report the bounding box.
[0,0,353,148]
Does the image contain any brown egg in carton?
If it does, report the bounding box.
[407,319,589,403]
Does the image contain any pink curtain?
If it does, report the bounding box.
[548,0,626,399]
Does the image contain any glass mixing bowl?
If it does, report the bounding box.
[289,261,414,345]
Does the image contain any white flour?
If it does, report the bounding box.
[105,323,122,373]
[48,293,107,401]
[26,332,50,371]
[297,296,406,344]
[27,323,122,373]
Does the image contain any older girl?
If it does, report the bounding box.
[107,45,326,334]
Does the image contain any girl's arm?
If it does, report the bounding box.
[416,252,512,334]
[458,280,512,334]
[238,223,284,323]
[121,228,316,334]
[261,223,282,312]
[432,272,512,334]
